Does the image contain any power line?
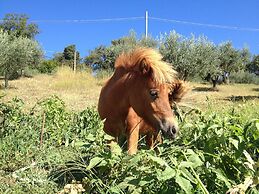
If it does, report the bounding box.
[149,17,259,32]
[1,15,258,32]
[44,50,56,53]
[0,17,144,23]
[29,17,144,23]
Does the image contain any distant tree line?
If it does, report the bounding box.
[0,13,81,88]
[84,31,259,87]
[1,13,259,89]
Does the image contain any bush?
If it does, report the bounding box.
[0,97,258,193]
[230,70,259,84]
[37,60,58,74]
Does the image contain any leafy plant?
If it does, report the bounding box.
[37,60,58,74]
[0,97,258,193]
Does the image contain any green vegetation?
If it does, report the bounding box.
[0,13,39,39]
[83,30,259,87]
[37,60,59,74]
[247,55,259,74]
[0,13,259,193]
[1,13,258,87]
[230,70,259,84]
[0,13,42,88]
[0,96,258,193]
[0,30,43,88]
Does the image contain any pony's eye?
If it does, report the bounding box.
[149,90,159,100]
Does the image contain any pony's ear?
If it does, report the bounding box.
[169,80,188,103]
[139,59,151,75]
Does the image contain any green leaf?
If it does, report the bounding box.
[207,124,219,130]
[229,137,239,149]
[243,150,255,165]
[157,166,176,181]
[130,187,142,194]
[87,157,103,170]
[175,174,193,194]
[85,133,95,141]
[181,168,196,184]
[183,149,203,168]
[188,154,203,168]
[108,186,121,194]
[139,180,150,187]
[128,154,142,167]
[179,161,194,168]
[213,169,232,188]
[255,121,259,130]
[117,182,129,190]
[149,155,169,167]
[110,141,122,156]
[74,141,86,147]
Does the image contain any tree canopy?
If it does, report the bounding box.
[247,54,259,74]
[0,13,39,39]
[63,45,80,62]
[159,31,220,80]
[0,30,43,88]
[84,30,254,87]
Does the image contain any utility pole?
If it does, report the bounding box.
[145,11,148,39]
[73,46,76,73]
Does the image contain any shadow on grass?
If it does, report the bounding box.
[192,87,219,92]
[48,160,89,187]
[252,88,259,92]
[48,156,113,188]
[224,95,259,101]
[0,85,17,90]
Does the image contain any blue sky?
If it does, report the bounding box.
[1,0,259,58]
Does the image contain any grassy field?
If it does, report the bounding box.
[0,67,259,193]
[1,67,259,111]
[1,67,103,111]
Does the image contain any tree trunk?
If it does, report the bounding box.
[20,69,24,77]
[211,76,218,90]
[4,71,9,88]
[212,80,217,88]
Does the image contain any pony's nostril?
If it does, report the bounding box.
[168,125,178,139]
[158,118,179,139]
[170,128,175,135]
[171,126,178,134]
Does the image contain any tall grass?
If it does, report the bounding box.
[52,67,96,91]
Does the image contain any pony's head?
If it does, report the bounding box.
[115,48,186,139]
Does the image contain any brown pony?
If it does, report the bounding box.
[98,48,187,154]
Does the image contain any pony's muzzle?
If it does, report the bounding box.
[160,118,179,139]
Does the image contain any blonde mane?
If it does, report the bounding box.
[115,47,177,84]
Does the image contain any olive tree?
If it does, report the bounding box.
[0,13,39,39]
[159,31,220,81]
[247,54,259,74]
[0,30,42,88]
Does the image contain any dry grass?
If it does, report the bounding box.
[52,67,96,91]
[1,68,259,112]
[0,67,103,111]
[185,82,259,111]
